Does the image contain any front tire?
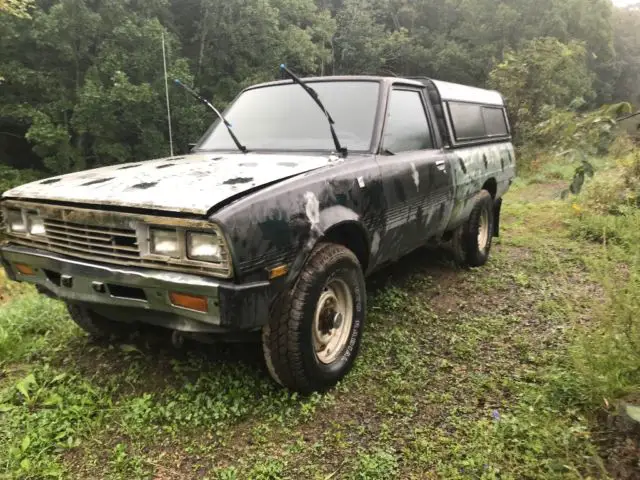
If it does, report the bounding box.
[262,243,366,393]
[452,190,495,267]
[66,303,135,340]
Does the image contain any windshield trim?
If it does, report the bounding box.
[193,78,385,154]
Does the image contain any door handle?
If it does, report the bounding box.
[435,159,446,171]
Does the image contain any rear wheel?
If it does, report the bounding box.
[66,302,135,340]
[262,243,366,393]
[452,190,495,267]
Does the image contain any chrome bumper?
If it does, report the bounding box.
[0,244,271,332]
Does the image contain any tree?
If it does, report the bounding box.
[489,37,595,143]
[0,0,33,18]
[612,6,640,106]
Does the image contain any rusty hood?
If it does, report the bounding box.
[3,153,335,215]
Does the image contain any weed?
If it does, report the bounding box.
[350,449,399,480]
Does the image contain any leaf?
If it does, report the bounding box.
[119,344,142,354]
[625,404,640,423]
[20,458,31,471]
[21,436,31,452]
[16,373,37,400]
[43,393,63,406]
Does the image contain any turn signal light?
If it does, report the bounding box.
[14,263,35,276]
[169,292,208,313]
[269,264,289,279]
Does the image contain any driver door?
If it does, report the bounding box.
[375,86,453,263]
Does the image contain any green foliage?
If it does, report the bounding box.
[0,164,41,194]
[350,449,398,479]
[489,37,595,142]
[578,150,640,215]
[0,0,33,18]
[1,0,638,176]
[0,295,74,364]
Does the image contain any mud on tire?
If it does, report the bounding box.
[262,243,366,393]
[452,189,495,267]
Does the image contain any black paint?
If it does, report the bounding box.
[223,177,253,185]
[82,178,114,186]
[130,182,158,189]
[40,178,61,185]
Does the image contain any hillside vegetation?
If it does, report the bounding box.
[1,0,640,182]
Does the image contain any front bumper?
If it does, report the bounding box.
[0,244,271,333]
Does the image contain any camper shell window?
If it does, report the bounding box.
[424,79,511,147]
[447,102,510,143]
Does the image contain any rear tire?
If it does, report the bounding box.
[452,190,495,267]
[66,303,135,340]
[262,243,366,393]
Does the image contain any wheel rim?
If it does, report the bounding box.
[312,278,354,365]
[477,208,490,251]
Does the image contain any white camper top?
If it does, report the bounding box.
[431,79,504,106]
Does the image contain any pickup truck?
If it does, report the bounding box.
[0,70,515,393]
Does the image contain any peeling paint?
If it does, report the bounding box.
[303,191,321,233]
[410,162,420,191]
[4,153,334,215]
[371,231,381,255]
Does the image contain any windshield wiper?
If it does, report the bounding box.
[174,79,247,154]
[279,64,347,158]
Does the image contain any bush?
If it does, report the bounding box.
[572,263,640,406]
[0,165,42,194]
[579,151,640,215]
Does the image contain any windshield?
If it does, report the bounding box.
[196,81,380,152]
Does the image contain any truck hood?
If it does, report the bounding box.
[3,153,335,215]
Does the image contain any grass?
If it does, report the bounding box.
[0,156,638,479]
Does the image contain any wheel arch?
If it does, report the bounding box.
[482,177,497,198]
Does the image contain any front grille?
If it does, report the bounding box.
[40,219,140,261]
[3,202,232,278]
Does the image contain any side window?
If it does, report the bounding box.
[482,106,509,136]
[383,89,433,153]
[448,102,485,141]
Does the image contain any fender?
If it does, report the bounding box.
[284,205,370,287]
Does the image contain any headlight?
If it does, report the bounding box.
[27,215,46,236]
[7,209,26,233]
[187,232,222,262]
[150,229,180,257]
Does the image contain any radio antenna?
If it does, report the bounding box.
[162,32,174,158]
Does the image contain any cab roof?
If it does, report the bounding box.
[245,75,505,107]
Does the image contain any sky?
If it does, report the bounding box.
[612,0,637,6]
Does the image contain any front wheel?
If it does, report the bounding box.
[262,243,366,393]
[66,303,136,340]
